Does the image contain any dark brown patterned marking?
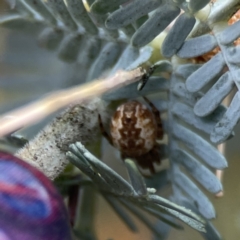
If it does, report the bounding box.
[99,98,164,175]
[110,101,157,157]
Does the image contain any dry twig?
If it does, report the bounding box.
[0,68,145,137]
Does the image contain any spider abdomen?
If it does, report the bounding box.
[110,101,157,157]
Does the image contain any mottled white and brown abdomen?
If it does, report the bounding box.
[110,101,157,157]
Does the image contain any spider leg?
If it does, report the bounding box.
[98,114,113,145]
[121,152,156,175]
[134,146,161,175]
[143,96,163,139]
[148,160,155,175]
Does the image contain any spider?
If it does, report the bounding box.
[98,96,164,174]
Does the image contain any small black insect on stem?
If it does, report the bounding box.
[137,64,157,91]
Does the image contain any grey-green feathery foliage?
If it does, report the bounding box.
[1,0,240,239]
[67,142,206,239]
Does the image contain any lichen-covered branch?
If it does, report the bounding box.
[16,98,108,180]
